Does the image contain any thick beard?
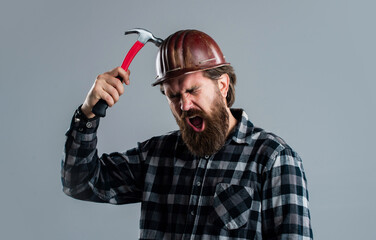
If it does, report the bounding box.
[174,95,229,157]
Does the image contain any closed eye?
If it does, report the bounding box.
[187,86,199,94]
[166,86,199,100]
[167,92,181,100]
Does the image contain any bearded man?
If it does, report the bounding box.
[62,30,313,239]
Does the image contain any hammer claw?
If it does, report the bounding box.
[124,28,163,46]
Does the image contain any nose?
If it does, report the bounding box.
[180,94,192,112]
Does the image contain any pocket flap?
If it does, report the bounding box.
[212,183,254,230]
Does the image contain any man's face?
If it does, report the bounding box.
[162,72,229,156]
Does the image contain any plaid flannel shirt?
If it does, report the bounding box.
[62,108,313,239]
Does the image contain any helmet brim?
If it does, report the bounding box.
[152,63,230,86]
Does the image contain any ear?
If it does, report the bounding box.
[217,74,230,99]
[160,84,166,95]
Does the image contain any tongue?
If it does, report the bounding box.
[190,116,203,128]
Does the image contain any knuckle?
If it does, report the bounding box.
[117,83,125,95]
[110,89,119,101]
[96,74,104,80]
[92,83,102,94]
[104,95,114,106]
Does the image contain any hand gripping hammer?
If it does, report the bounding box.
[92,28,163,117]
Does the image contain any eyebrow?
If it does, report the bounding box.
[166,86,200,98]
[186,86,199,93]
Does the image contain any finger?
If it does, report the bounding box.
[107,66,122,77]
[104,75,125,96]
[91,67,128,107]
[107,67,129,84]
[102,83,120,104]
[99,88,115,107]
[91,75,118,105]
[117,67,131,85]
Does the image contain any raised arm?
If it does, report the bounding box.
[61,67,144,204]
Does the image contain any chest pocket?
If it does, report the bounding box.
[210,183,254,230]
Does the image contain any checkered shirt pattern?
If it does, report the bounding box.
[62,108,313,239]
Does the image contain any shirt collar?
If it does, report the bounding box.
[229,108,254,145]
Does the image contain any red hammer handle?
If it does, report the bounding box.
[92,40,145,117]
[121,40,145,70]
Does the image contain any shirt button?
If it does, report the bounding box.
[78,128,84,132]
[196,181,201,186]
[205,155,210,159]
[86,122,93,128]
[190,211,195,216]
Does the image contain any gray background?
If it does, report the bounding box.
[1,0,375,239]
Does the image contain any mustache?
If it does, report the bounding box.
[180,109,204,119]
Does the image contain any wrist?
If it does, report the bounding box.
[81,103,96,119]
[69,105,100,138]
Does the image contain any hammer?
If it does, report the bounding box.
[92,28,163,117]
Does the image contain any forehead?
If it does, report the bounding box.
[163,71,213,92]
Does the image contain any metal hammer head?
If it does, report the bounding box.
[125,28,163,47]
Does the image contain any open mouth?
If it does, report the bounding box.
[186,116,205,132]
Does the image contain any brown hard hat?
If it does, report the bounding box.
[152,29,230,86]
